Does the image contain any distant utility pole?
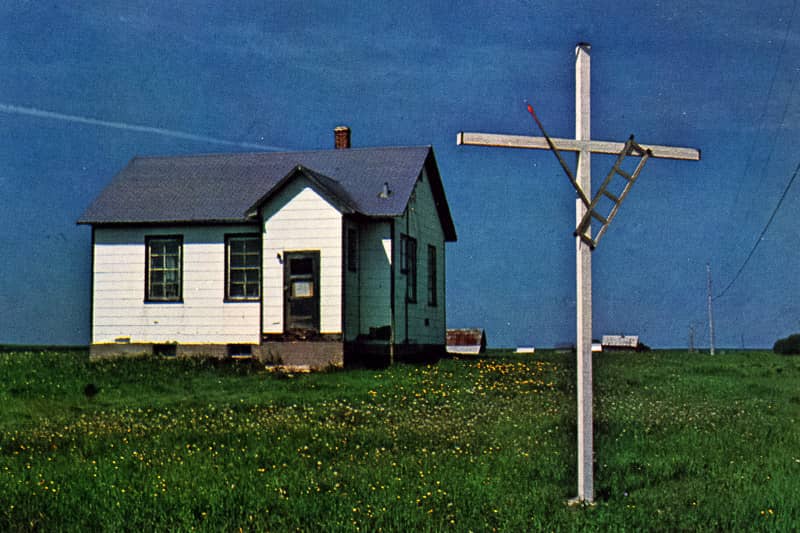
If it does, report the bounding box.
[457,43,700,503]
[688,324,696,353]
[706,263,716,355]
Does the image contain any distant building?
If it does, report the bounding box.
[446,329,486,355]
[601,335,644,351]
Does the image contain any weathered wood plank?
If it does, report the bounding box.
[456,132,701,161]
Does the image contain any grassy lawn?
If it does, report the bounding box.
[1,349,798,531]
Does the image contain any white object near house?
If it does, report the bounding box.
[515,346,535,354]
[78,128,457,368]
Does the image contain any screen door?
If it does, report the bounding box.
[284,251,320,334]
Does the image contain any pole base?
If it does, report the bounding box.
[566,496,596,507]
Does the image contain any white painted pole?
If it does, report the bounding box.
[455,44,699,505]
[575,42,594,503]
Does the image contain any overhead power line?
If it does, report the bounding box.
[715,4,800,301]
[715,159,800,300]
[731,0,797,207]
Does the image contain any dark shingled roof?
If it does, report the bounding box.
[78,146,456,241]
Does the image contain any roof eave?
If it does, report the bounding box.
[78,218,257,227]
[423,148,458,242]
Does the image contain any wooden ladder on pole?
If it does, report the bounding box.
[526,104,652,249]
[575,135,652,249]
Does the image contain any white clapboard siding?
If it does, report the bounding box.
[92,225,260,344]
[394,169,446,345]
[261,179,343,335]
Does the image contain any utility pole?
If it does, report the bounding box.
[706,263,716,355]
[457,43,700,503]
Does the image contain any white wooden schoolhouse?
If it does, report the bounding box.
[78,128,457,367]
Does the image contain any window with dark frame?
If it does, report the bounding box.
[146,236,182,302]
[427,244,437,307]
[347,227,358,272]
[401,234,417,303]
[226,234,261,301]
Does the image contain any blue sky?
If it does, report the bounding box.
[1,0,798,348]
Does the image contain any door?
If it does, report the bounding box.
[284,251,320,335]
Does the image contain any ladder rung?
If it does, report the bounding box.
[590,210,607,224]
[603,190,620,203]
[615,168,633,181]
[579,233,596,249]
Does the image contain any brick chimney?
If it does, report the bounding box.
[334,126,351,149]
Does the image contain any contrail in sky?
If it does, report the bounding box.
[0,103,288,152]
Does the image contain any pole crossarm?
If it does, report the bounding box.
[456,131,701,161]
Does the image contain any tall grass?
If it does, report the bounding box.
[1,349,798,530]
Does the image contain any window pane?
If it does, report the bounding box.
[229,283,244,298]
[229,239,245,254]
[291,258,313,275]
[245,283,259,298]
[245,253,260,267]
[151,270,163,284]
[150,284,164,299]
[241,239,257,254]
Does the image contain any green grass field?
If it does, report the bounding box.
[1,349,798,531]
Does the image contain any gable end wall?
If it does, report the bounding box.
[260,178,343,335]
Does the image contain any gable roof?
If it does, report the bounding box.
[247,165,360,216]
[78,146,456,241]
